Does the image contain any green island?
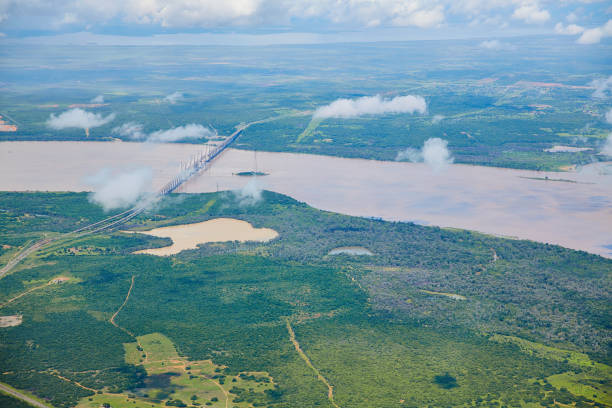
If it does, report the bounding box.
[0,191,610,408]
[233,172,269,177]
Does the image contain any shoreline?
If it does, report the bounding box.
[1,141,611,258]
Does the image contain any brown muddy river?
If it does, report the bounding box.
[1,141,611,257]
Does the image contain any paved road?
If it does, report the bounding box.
[0,383,53,408]
[0,239,50,279]
[0,111,312,281]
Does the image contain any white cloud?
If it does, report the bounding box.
[234,178,263,206]
[391,5,445,28]
[1,0,608,38]
[432,114,445,123]
[147,124,216,142]
[479,39,514,50]
[112,122,216,142]
[285,1,446,29]
[554,22,584,35]
[422,137,454,171]
[60,12,78,25]
[138,0,262,27]
[87,168,153,211]
[605,108,612,124]
[314,94,427,119]
[512,3,550,24]
[0,0,447,30]
[577,19,612,44]
[91,94,105,103]
[591,76,612,98]
[112,122,146,140]
[480,39,502,49]
[396,147,422,162]
[47,108,115,130]
[164,91,184,104]
[447,0,514,14]
[396,137,454,172]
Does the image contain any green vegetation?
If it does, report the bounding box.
[434,373,459,389]
[1,39,611,171]
[0,191,610,407]
[0,392,42,408]
[292,320,574,407]
[489,335,609,371]
[490,335,612,405]
[80,332,276,408]
[242,106,606,171]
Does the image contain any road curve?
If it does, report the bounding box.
[0,239,50,279]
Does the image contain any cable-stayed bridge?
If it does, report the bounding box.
[159,123,247,195]
[0,112,311,279]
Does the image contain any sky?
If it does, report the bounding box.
[0,0,611,45]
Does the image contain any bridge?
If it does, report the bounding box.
[159,123,247,195]
[0,123,250,279]
[0,111,312,280]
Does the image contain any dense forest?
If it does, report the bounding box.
[0,191,610,407]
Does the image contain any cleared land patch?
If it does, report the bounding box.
[0,314,22,327]
[0,276,73,309]
[547,371,612,406]
[126,218,278,256]
[489,334,610,371]
[78,332,276,408]
[490,334,612,405]
[419,289,466,300]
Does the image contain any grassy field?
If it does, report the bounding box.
[79,332,276,408]
[0,191,610,407]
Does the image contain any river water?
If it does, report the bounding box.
[1,141,611,257]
